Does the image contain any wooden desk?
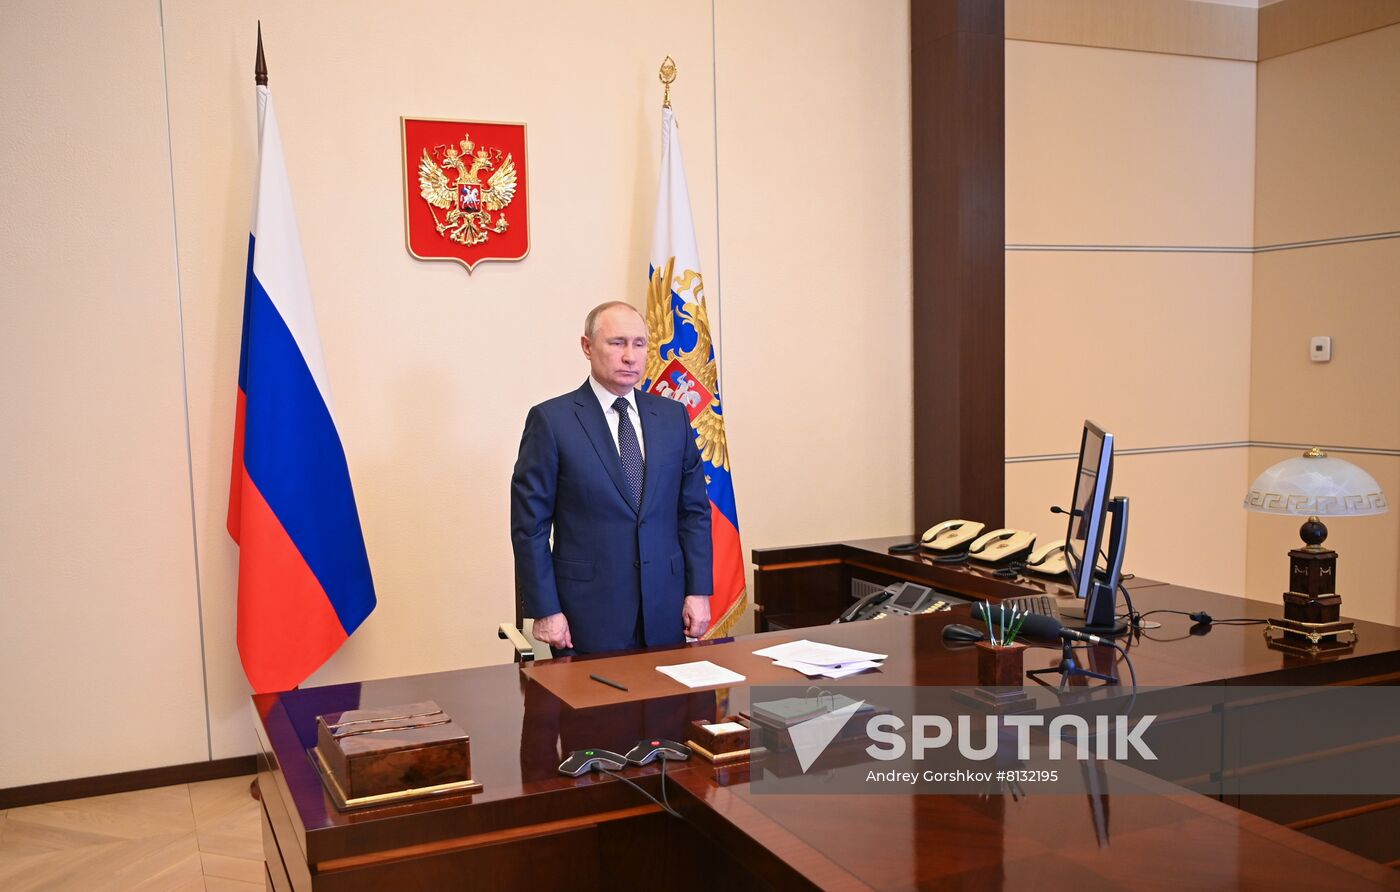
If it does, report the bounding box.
[255,539,1400,890]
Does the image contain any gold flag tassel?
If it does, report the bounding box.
[706,589,748,640]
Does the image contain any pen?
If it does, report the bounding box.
[590,674,629,692]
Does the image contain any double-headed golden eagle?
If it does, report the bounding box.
[417,137,517,246]
[646,257,731,471]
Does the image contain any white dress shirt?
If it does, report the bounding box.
[588,375,646,459]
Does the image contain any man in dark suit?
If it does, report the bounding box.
[511,301,712,655]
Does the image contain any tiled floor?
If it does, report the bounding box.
[0,776,263,891]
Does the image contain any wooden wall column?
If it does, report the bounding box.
[911,0,1006,529]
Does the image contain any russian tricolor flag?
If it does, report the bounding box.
[227,83,376,694]
[644,104,746,638]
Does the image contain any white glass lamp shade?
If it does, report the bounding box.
[1244,449,1388,517]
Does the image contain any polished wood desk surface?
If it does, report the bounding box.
[255,539,1400,890]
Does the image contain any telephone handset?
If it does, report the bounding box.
[1024,539,1069,577]
[836,588,895,623]
[920,519,985,553]
[966,528,1037,564]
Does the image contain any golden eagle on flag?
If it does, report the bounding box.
[642,103,746,639]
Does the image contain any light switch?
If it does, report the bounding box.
[1310,336,1331,362]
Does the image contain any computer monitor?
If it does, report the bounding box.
[1064,420,1129,635]
[1066,421,1112,599]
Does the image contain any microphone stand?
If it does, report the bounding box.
[1027,638,1119,688]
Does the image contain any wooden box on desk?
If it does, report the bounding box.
[313,700,480,808]
[689,717,757,763]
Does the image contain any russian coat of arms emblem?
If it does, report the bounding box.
[402,118,529,273]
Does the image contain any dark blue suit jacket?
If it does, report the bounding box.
[510,380,713,654]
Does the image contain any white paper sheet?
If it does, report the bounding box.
[773,658,884,679]
[655,660,747,688]
[752,639,888,666]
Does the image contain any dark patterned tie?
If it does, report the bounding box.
[613,397,644,510]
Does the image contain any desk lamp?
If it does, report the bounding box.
[1244,447,1388,642]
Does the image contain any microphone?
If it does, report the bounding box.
[971,603,1108,645]
[1050,505,1084,517]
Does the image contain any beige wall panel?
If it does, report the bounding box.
[163,0,721,758]
[1254,24,1400,245]
[1006,0,1257,61]
[163,0,909,758]
[0,2,208,785]
[1007,448,1250,597]
[1249,240,1400,448]
[1244,449,1397,625]
[710,0,913,559]
[1006,40,1255,247]
[1006,251,1252,457]
[1259,0,1400,60]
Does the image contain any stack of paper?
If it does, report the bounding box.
[655,660,747,688]
[752,640,888,679]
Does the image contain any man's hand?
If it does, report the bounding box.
[532,613,573,650]
[683,595,711,639]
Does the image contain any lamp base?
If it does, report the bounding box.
[1282,590,1341,625]
[1287,546,1337,598]
[1264,624,1358,657]
[1282,546,1344,640]
[1265,616,1356,645]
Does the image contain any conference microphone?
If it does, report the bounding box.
[971,603,1109,645]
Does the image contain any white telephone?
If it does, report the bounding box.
[920,519,985,553]
[1024,539,1069,577]
[967,528,1037,564]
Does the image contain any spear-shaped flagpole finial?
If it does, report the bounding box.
[659,56,676,108]
[255,22,268,86]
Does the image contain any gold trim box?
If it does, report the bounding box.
[313,700,480,809]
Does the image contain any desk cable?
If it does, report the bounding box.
[1133,608,1267,628]
[1104,551,1267,633]
[598,759,682,819]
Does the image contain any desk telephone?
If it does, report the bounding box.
[1024,539,1069,577]
[966,528,1037,564]
[836,581,948,623]
[920,519,985,553]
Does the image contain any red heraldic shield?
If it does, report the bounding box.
[402,118,529,273]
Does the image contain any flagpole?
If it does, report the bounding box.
[234,19,378,692]
[255,22,268,86]
[650,53,746,639]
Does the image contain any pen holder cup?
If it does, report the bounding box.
[976,641,1027,687]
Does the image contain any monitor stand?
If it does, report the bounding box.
[1061,497,1130,638]
[1054,595,1128,636]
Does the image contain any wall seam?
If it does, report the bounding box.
[1008,441,1400,463]
[157,0,214,762]
[1005,229,1400,254]
[1246,35,1264,606]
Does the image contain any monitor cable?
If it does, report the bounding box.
[1115,577,1138,625]
[1110,640,1138,695]
[1132,608,1267,629]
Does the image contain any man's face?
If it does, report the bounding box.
[582,306,648,396]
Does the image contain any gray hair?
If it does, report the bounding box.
[583,301,644,339]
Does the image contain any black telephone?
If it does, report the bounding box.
[836,589,895,623]
[835,582,939,623]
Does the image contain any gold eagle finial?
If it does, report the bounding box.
[659,56,677,108]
